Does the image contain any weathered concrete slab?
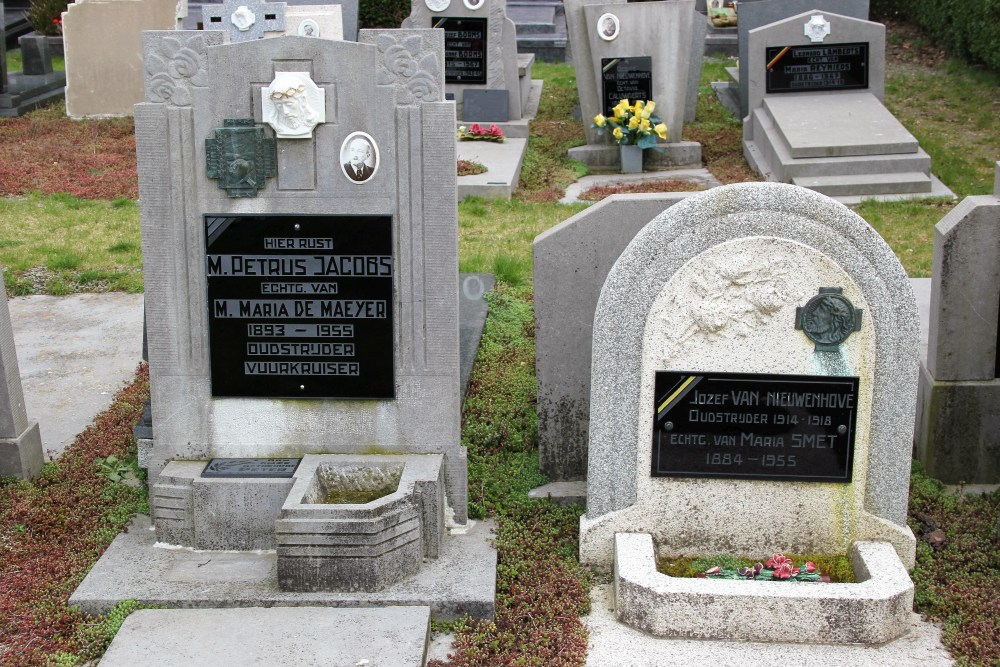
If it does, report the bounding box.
[100,606,430,666]
[69,515,496,620]
[766,93,918,158]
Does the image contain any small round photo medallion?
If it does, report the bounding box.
[340,132,379,184]
[597,13,619,41]
[463,0,484,9]
[297,19,320,37]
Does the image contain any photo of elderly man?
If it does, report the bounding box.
[341,133,378,183]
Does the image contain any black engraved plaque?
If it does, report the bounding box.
[652,371,858,482]
[202,458,301,478]
[439,17,487,84]
[205,214,394,399]
[601,57,653,118]
[765,42,869,94]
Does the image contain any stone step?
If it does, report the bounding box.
[509,5,557,34]
[792,172,933,196]
[745,107,931,180]
[516,36,568,63]
[764,93,920,159]
[99,606,431,666]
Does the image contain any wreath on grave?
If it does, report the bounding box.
[457,123,505,143]
[592,99,668,148]
[701,553,826,582]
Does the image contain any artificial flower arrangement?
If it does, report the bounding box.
[592,99,668,147]
[701,553,827,582]
[457,123,505,143]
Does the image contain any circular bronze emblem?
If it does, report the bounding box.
[795,288,862,351]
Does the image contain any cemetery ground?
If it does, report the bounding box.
[0,19,998,666]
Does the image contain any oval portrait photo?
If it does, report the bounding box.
[297,19,320,37]
[597,12,619,41]
[463,0,485,9]
[340,132,379,184]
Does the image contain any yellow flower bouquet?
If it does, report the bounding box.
[592,99,668,148]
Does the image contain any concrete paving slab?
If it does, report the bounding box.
[8,293,144,459]
[70,514,497,620]
[100,606,430,666]
[457,138,528,200]
[584,582,954,666]
[766,93,919,158]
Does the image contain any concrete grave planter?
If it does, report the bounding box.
[614,533,914,645]
[619,145,642,173]
[276,454,446,593]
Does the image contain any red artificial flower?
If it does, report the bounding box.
[765,553,790,569]
[468,123,485,135]
[487,123,504,137]
[804,561,816,573]
[772,562,794,579]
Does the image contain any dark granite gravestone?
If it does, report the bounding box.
[440,17,487,85]
[461,89,508,122]
[651,371,858,482]
[600,56,653,118]
[0,3,7,95]
[205,214,394,399]
[0,17,65,117]
[765,42,868,94]
[19,35,52,75]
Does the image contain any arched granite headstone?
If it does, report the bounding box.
[579,183,918,568]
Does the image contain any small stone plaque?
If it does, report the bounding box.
[462,89,509,122]
[439,17,487,84]
[202,458,301,478]
[765,42,868,94]
[651,371,858,482]
[601,57,653,118]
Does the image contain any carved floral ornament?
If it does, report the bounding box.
[660,252,803,362]
[374,34,441,105]
[146,35,210,107]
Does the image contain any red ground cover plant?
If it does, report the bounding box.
[0,365,149,665]
[428,503,589,667]
[0,106,138,200]
[908,466,1000,665]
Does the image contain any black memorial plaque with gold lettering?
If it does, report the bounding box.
[440,17,487,84]
[652,371,858,482]
[765,42,868,94]
[601,57,653,117]
[205,215,394,399]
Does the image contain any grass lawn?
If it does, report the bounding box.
[0,19,998,666]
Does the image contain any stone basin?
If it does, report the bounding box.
[613,533,914,644]
[276,454,445,593]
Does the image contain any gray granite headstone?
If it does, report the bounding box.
[401,0,523,120]
[0,287,44,480]
[737,0,869,118]
[202,0,286,41]
[138,29,467,528]
[564,0,702,169]
[534,194,694,481]
[461,89,508,121]
[287,0,357,40]
[578,183,918,570]
[744,9,884,117]
[915,164,1000,483]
